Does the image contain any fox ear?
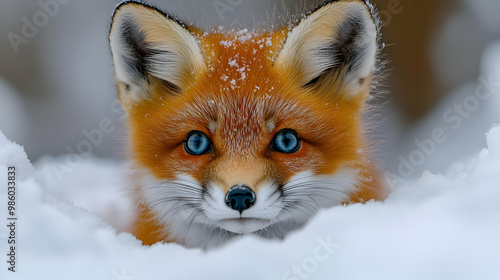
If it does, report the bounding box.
[109,2,206,102]
[275,0,378,95]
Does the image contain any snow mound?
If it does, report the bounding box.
[1,127,500,280]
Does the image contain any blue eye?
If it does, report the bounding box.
[185,131,212,155]
[271,129,301,154]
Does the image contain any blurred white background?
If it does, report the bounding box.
[0,0,499,179]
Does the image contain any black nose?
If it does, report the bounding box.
[225,185,256,213]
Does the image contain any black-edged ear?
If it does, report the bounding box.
[109,1,206,103]
[275,0,378,95]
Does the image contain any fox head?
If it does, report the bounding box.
[110,0,382,248]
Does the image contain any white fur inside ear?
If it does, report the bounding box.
[109,12,139,88]
[343,3,377,86]
[276,1,377,93]
[109,4,206,101]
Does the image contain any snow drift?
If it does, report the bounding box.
[0,124,500,280]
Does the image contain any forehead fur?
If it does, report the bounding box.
[127,29,365,157]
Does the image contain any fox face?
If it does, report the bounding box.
[109,0,385,248]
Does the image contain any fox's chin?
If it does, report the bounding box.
[217,218,272,234]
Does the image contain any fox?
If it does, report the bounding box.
[109,0,387,249]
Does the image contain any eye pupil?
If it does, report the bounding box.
[272,129,300,153]
[185,131,212,155]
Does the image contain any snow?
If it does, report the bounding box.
[1,122,500,279]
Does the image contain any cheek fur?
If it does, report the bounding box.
[157,150,212,181]
[269,142,322,177]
